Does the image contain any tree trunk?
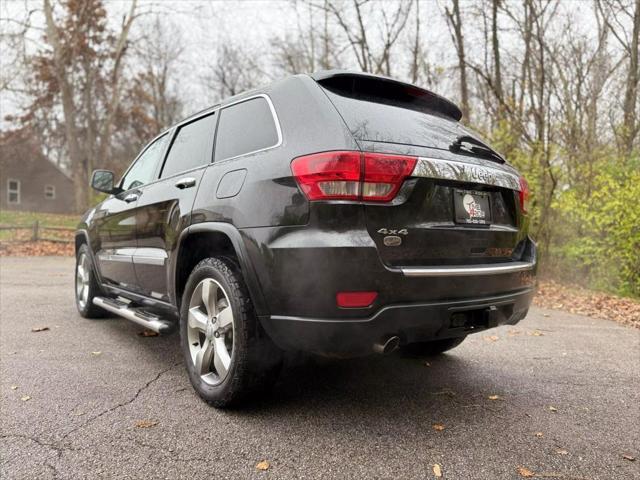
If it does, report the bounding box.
[491,0,504,116]
[43,0,86,212]
[622,0,640,155]
[445,0,470,121]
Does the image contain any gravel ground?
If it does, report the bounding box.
[1,257,639,480]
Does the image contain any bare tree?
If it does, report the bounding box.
[444,0,470,121]
[272,0,340,74]
[322,0,413,76]
[209,43,266,101]
[39,0,138,211]
[598,0,640,154]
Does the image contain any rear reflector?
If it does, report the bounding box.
[291,151,417,202]
[518,176,530,214]
[336,291,378,308]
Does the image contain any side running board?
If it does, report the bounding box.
[93,297,174,334]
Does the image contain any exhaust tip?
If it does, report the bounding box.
[373,335,400,355]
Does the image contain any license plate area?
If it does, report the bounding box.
[454,189,492,225]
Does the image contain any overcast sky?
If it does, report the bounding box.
[0,0,604,126]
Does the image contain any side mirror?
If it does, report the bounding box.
[91,169,119,194]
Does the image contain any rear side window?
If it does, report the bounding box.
[161,113,216,178]
[214,97,279,161]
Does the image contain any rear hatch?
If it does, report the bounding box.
[315,72,527,267]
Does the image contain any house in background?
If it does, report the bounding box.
[0,132,75,214]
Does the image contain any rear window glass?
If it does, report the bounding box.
[320,86,466,151]
[214,97,279,161]
[161,113,216,178]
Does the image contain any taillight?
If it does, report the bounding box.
[291,151,417,202]
[519,176,530,214]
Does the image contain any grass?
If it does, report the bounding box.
[0,210,79,228]
[0,210,79,242]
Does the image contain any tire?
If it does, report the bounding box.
[180,257,282,408]
[75,244,106,318]
[400,336,466,357]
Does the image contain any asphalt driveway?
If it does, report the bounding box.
[1,257,638,479]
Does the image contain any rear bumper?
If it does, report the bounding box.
[260,287,535,357]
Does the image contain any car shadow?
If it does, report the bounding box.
[234,348,517,432]
[98,315,519,427]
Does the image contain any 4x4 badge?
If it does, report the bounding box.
[377,228,408,235]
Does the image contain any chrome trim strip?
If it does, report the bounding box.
[97,253,133,263]
[132,256,166,266]
[412,157,521,190]
[132,248,167,266]
[401,261,535,277]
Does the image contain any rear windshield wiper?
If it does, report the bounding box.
[450,135,505,164]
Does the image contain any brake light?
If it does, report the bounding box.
[291,151,417,202]
[519,176,530,214]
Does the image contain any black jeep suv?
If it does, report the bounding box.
[75,71,536,407]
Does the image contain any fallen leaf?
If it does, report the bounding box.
[31,326,49,332]
[533,279,640,329]
[138,330,158,337]
[135,419,158,428]
[622,454,636,461]
[256,460,270,471]
[556,448,568,455]
[488,394,502,401]
[21,395,31,402]
[548,406,558,412]
[91,351,102,356]
[10,385,18,390]
[432,423,445,431]
[529,330,544,336]
[535,432,544,438]
[517,466,535,477]
[433,463,442,478]
[485,335,499,342]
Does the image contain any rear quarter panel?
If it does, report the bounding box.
[190,75,359,229]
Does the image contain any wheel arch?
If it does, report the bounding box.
[172,223,268,316]
[75,230,89,253]
[74,229,104,284]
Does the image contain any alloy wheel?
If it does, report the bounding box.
[76,253,90,310]
[187,278,235,385]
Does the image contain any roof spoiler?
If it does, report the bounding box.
[310,70,463,122]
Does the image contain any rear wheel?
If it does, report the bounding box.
[180,257,282,408]
[75,244,106,318]
[400,336,466,357]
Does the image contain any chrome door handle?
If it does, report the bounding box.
[175,177,197,189]
[123,193,138,203]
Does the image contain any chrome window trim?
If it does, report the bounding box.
[214,93,283,163]
[412,157,521,191]
[401,261,535,277]
[158,110,219,180]
[118,132,172,191]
